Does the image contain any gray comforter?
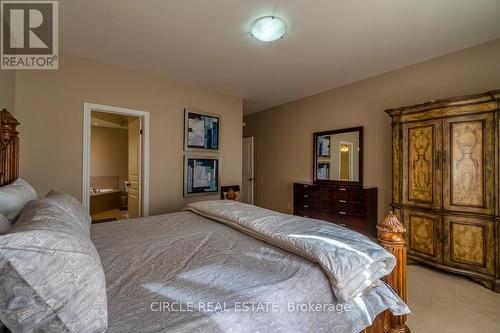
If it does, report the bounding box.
[185,200,397,303]
[91,209,409,333]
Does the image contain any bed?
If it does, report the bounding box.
[0,109,410,333]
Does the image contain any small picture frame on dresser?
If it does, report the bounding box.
[220,185,241,201]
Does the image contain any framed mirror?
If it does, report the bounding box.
[313,127,363,187]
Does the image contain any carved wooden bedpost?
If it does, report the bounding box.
[377,212,410,333]
[0,109,20,187]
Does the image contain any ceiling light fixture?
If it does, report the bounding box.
[250,16,287,42]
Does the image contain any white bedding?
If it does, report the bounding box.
[185,200,398,303]
[91,205,409,333]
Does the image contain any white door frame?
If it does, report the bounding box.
[83,102,150,217]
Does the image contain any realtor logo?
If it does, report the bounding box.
[1,0,58,69]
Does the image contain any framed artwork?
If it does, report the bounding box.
[184,109,220,151]
[317,162,330,180]
[220,185,241,201]
[184,156,220,197]
[317,135,330,157]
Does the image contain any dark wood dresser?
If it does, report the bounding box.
[293,182,378,238]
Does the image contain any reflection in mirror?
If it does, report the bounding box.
[315,129,361,183]
[340,142,352,181]
[317,162,330,180]
[317,135,330,157]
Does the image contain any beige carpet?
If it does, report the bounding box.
[406,265,500,333]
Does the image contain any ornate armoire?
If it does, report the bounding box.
[387,90,500,292]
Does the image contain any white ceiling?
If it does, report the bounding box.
[60,0,500,114]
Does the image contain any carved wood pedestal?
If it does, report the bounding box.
[360,212,410,333]
[386,90,500,293]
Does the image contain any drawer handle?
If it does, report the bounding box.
[338,200,346,203]
[339,211,347,215]
[303,194,309,198]
[303,205,309,208]
[339,188,347,191]
[339,223,347,227]
[303,185,308,188]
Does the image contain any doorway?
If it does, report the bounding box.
[339,141,354,181]
[242,136,254,204]
[83,103,150,221]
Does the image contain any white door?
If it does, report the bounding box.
[128,117,142,218]
[242,136,254,204]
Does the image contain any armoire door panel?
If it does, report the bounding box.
[443,215,494,275]
[392,123,402,205]
[443,114,495,215]
[404,209,442,263]
[402,120,442,209]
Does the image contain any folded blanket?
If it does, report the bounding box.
[185,200,397,303]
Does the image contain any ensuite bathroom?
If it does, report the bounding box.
[89,111,133,223]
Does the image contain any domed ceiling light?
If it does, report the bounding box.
[250,16,287,42]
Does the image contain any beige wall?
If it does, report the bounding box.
[90,126,128,192]
[244,38,500,220]
[15,54,242,215]
[0,70,15,113]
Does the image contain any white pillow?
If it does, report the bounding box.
[0,178,38,221]
[0,214,11,235]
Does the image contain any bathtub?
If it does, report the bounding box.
[90,188,120,195]
[90,189,121,214]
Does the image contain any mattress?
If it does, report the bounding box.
[91,211,407,333]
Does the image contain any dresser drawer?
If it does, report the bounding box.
[321,212,367,229]
[294,183,319,198]
[331,201,367,216]
[294,183,320,208]
[333,213,365,227]
[342,214,366,228]
[323,187,367,203]
[293,205,321,219]
[294,200,318,210]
